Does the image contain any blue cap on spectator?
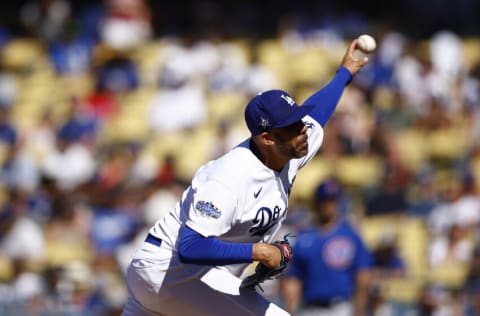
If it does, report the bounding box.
[315,178,341,201]
[245,90,314,135]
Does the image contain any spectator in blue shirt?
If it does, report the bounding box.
[281,178,372,316]
[0,106,16,146]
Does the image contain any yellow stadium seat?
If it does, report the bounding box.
[0,257,13,281]
[463,37,480,67]
[471,156,480,191]
[359,214,398,249]
[394,128,428,173]
[291,156,334,201]
[45,239,93,266]
[144,131,185,162]
[56,73,95,98]
[334,155,382,188]
[225,38,252,62]
[131,40,170,86]
[257,39,290,88]
[206,91,248,124]
[381,277,424,303]
[176,126,217,180]
[1,39,45,69]
[288,46,332,85]
[427,263,469,289]
[427,128,468,161]
[396,217,428,277]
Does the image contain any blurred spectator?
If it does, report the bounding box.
[47,23,95,75]
[465,246,480,315]
[0,106,17,146]
[428,224,474,267]
[95,143,137,191]
[454,173,480,232]
[366,232,407,315]
[128,145,159,185]
[159,37,220,85]
[22,109,57,166]
[242,47,278,95]
[0,189,47,314]
[281,178,372,316]
[0,66,18,108]
[408,175,439,219]
[0,259,47,316]
[408,165,439,217]
[428,30,466,113]
[81,69,122,124]
[427,175,480,237]
[95,56,139,94]
[141,181,180,227]
[208,43,248,92]
[332,85,371,155]
[0,26,11,48]
[364,164,409,216]
[41,122,96,191]
[462,62,480,111]
[89,185,142,257]
[1,143,40,193]
[414,96,453,132]
[20,0,72,42]
[371,233,406,279]
[57,98,99,146]
[44,193,92,251]
[370,31,406,89]
[372,86,416,131]
[368,116,391,158]
[427,177,463,237]
[416,284,445,316]
[0,188,46,262]
[207,119,249,159]
[100,0,152,51]
[393,41,431,114]
[148,74,207,133]
[415,283,463,316]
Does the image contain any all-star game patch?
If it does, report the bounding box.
[195,200,222,219]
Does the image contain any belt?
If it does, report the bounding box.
[145,233,163,247]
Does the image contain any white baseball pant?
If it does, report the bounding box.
[121,240,290,316]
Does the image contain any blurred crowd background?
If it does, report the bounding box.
[1,0,480,315]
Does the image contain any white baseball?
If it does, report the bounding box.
[357,34,376,53]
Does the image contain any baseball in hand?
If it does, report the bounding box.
[356,34,376,53]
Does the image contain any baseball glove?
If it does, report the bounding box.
[240,234,294,292]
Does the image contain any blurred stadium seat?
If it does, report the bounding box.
[1,39,45,70]
[381,277,424,304]
[394,128,428,173]
[206,91,248,124]
[292,156,334,201]
[334,154,383,188]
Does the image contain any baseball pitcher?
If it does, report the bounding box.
[121,39,369,316]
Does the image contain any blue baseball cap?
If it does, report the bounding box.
[245,90,314,136]
[314,178,341,201]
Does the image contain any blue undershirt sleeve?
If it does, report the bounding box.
[304,66,353,127]
[178,225,253,265]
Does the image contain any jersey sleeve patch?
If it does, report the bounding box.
[195,200,222,219]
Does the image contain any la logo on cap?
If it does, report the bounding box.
[281,94,295,106]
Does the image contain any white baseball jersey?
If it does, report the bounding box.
[147,114,324,279]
